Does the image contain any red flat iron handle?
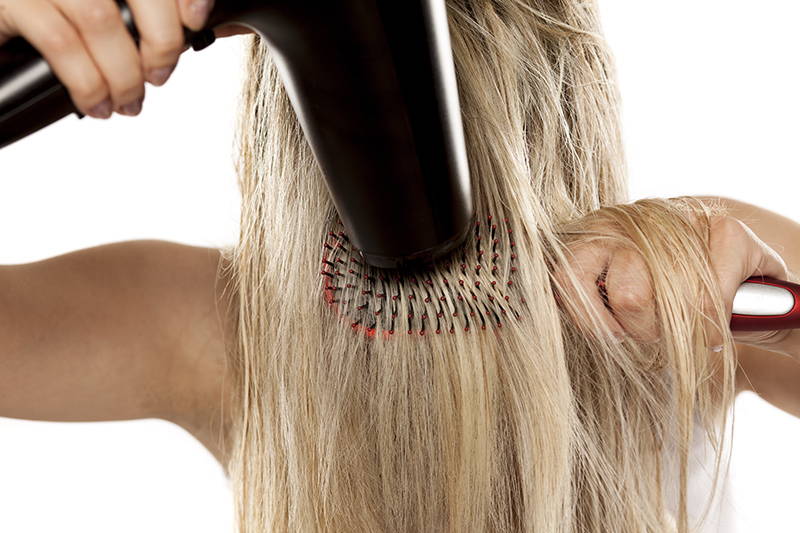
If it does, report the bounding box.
[730,277,800,331]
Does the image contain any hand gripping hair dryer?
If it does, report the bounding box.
[0,0,473,269]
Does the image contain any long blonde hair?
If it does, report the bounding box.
[225,1,734,531]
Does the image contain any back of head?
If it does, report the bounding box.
[225,1,734,531]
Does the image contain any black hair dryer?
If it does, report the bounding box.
[0,0,474,269]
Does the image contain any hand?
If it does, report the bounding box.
[558,213,790,351]
[0,0,251,119]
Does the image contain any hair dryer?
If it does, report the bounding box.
[0,0,473,269]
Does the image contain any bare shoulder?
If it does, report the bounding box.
[0,240,238,467]
[115,240,240,467]
[157,242,240,468]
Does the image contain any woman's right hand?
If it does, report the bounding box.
[0,0,215,118]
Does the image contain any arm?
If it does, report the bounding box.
[735,344,800,418]
[0,240,236,463]
[700,195,800,417]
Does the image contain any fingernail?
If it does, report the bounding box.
[147,65,174,86]
[118,97,143,116]
[88,98,112,119]
[190,0,212,25]
[711,344,723,352]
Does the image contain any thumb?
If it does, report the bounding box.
[732,229,790,346]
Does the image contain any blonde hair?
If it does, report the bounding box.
[225,1,735,531]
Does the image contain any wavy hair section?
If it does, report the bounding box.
[225,2,735,531]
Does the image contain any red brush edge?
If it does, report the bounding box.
[730,276,800,331]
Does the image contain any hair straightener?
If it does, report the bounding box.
[0,0,798,332]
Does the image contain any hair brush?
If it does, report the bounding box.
[321,213,523,337]
[322,211,800,337]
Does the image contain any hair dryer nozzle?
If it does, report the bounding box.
[259,0,473,269]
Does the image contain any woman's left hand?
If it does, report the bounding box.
[558,213,791,351]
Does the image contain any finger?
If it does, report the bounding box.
[55,0,145,115]
[177,0,213,32]
[127,0,184,86]
[605,245,659,343]
[554,240,625,342]
[734,224,790,345]
[705,217,789,347]
[704,216,761,347]
[746,231,789,282]
[3,0,111,117]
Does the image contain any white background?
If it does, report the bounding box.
[0,1,798,531]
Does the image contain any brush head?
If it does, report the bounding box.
[321,214,525,337]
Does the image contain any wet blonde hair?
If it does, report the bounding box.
[224,1,734,531]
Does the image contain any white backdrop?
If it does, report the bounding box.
[1,1,798,531]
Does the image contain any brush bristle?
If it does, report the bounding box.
[320,214,525,337]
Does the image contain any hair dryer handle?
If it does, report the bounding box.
[0,0,217,150]
[0,35,82,149]
[730,276,800,331]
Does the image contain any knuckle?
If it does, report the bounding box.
[72,76,105,103]
[110,72,145,100]
[613,285,648,313]
[144,33,184,58]
[106,72,143,102]
[713,215,747,241]
[77,3,120,30]
[40,27,76,51]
